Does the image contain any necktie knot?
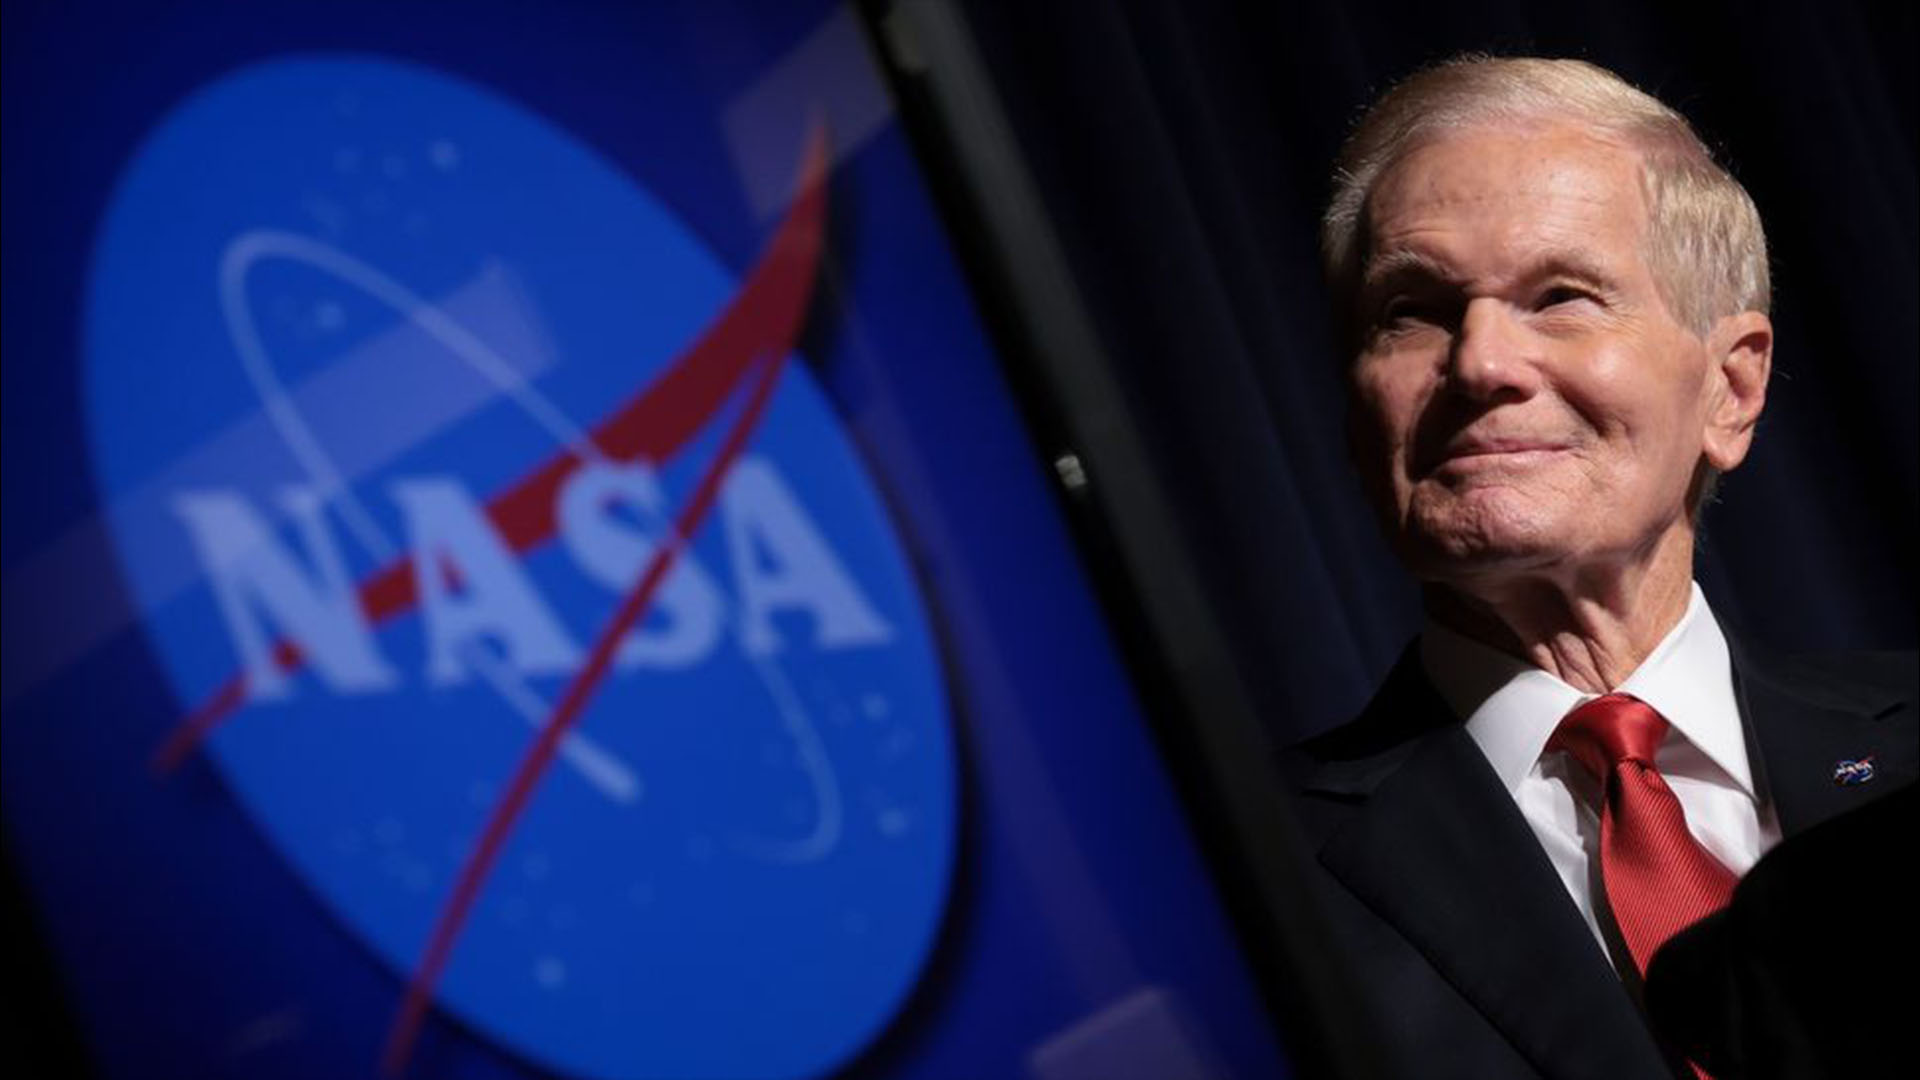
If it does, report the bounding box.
[1549,692,1668,782]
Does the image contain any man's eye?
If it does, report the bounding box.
[1536,285,1596,309]
[1380,298,1437,324]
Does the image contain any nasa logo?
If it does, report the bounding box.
[1832,757,1876,787]
[84,56,955,1079]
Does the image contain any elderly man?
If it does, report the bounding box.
[1286,57,1916,1078]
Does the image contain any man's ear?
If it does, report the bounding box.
[1701,310,1772,472]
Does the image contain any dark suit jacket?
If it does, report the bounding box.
[1283,637,1917,1079]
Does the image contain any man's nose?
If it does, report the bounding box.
[1447,298,1542,401]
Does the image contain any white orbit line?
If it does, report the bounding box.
[460,638,640,804]
[217,229,635,803]
[729,647,843,864]
[217,230,843,860]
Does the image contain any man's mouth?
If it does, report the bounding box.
[1427,437,1573,474]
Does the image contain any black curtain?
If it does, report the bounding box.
[955,0,1917,741]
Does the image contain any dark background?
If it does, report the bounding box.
[950,0,1917,744]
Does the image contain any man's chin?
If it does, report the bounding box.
[1393,521,1564,582]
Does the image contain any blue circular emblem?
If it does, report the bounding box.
[84,55,955,1079]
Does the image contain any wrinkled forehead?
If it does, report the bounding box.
[1362,123,1652,266]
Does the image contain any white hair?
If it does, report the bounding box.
[1322,55,1770,339]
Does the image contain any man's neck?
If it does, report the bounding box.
[1422,528,1697,694]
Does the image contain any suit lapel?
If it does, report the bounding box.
[1732,640,1918,838]
[1305,657,1670,1079]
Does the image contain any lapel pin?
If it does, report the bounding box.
[1832,756,1876,786]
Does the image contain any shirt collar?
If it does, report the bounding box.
[1422,583,1754,797]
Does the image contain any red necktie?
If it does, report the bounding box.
[1548,693,1737,979]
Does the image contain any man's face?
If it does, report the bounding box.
[1348,123,1738,585]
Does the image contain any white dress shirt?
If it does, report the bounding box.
[1421,583,1782,959]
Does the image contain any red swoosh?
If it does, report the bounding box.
[385,122,828,1074]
